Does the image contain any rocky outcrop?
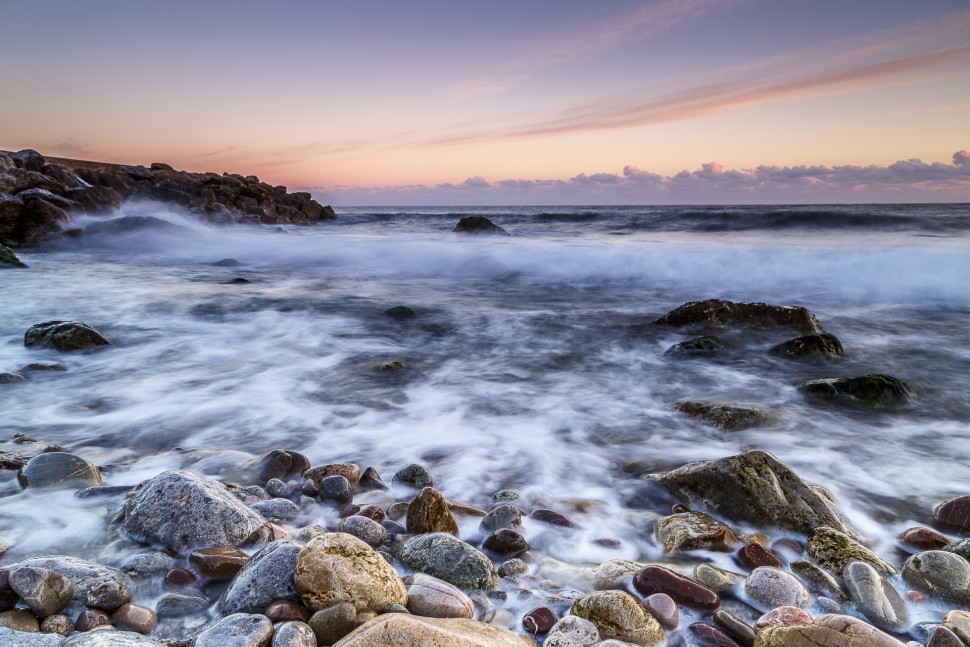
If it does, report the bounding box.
[0,244,27,268]
[798,373,912,407]
[654,299,823,334]
[453,216,510,235]
[24,321,110,352]
[0,149,337,246]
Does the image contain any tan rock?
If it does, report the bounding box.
[655,512,738,553]
[407,487,459,535]
[944,610,970,645]
[755,614,907,647]
[295,532,407,613]
[806,527,896,576]
[305,463,361,487]
[332,613,535,646]
[406,574,474,619]
[570,590,665,645]
[0,609,40,632]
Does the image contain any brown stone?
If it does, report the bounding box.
[529,508,579,528]
[163,568,197,588]
[0,609,39,632]
[927,626,965,647]
[642,593,679,630]
[713,610,755,647]
[75,608,111,631]
[633,565,720,610]
[935,495,970,534]
[304,463,361,487]
[755,606,814,630]
[737,542,782,570]
[189,547,250,580]
[899,527,952,551]
[265,599,312,623]
[332,614,534,647]
[754,614,907,647]
[522,606,557,635]
[691,621,743,647]
[655,511,739,553]
[110,603,157,633]
[407,487,459,535]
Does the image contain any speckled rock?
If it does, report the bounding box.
[807,526,896,576]
[405,573,474,619]
[295,532,407,612]
[690,621,744,647]
[653,300,823,334]
[935,496,970,534]
[650,450,862,541]
[769,333,843,360]
[843,561,908,632]
[693,564,745,597]
[737,543,782,570]
[9,566,73,617]
[338,515,389,548]
[902,550,970,605]
[392,464,434,489]
[40,614,72,635]
[407,487,459,535]
[944,538,970,560]
[672,402,769,431]
[24,321,110,352]
[483,528,530,558]
[480,504,522,532]
[219,540,301,614]
[120,552,176,578]
[119,470,268,554]
[273,621,316,647]
[655,511,738,553]
[73,608,111,631]
[570,590,665,645]
[251,497,300,521]
[5,557,133,616]
[744,567,811,611]
[544,615,601,647]
[754,614,907,647]
[194,612,273,647]
[85,578,130,612]
[397,532,499,590]
[754,606,813,630]
[332,614,534,646]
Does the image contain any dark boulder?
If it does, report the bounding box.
[798,373,912,407]
[10,149,46,172]
[15,198,70,244]
[654,299,823,334]
[24,321,110,351]
[453,216,510,236]
[150,162,174,171]
[770,333,843,360]
[673,401,769,431]
[84,215,186,236]
[0,193,24,241]
[67,186,122,213]
[665,335,728,358]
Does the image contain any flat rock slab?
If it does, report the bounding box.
[333,613,534,646]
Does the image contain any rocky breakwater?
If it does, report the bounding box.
[0,148,337,247]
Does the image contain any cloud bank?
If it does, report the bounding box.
[307,151,970,205]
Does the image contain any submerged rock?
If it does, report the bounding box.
[672,401,769,431]
[648,449,862,541]
[654,299,823,334]
[84,215,186,236]
[798,373,912,407]
[17,452,101,489]
[0,243,27,268]
[769,333,844,359]
[24,321,110,351]
[453,216,510,235]
[665,335,728,358]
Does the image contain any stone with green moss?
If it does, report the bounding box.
[0,244,27,268]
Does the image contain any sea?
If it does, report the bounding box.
[1,202,968,617]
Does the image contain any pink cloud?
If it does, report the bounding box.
[954,150,970,167]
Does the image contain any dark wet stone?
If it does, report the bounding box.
[356,505,385,522]
[453,216,510,235]
[318,475,353,503]
[189,547,251,580]
[194,613,273,647]
[714,610,755,647]
[498,559,528,578]
[24,321,110,351]
[85,578,130,611]
[0,372,26,384]
[754,606,814,630]
[265,478,289,498]
[529,508,579,528]
[39,614,71,635]
[407,487,458,535]
[946,538,970,560]
[899,527,953,551]
[392,464,434,489]
[633,565,720,610]
[385,306,416,320]
[927,626,965,647]
[770,333,843,360]
[221,277,250,284]
[483,529,530,558]
[673,402,768,431]
[358,466,389,491]
[523,606,557,635]
[397,533,499,590]
[0,570,18,612]
[5,556,133,617]
[19,362,67,372]
[665,336,728,358]
[935,495,970,534]
[308,603,358,646]
[737,543,782,570]
[155,589,210,617]
[301,479,319,497]
[642,593,679,630]
[74,608,111,631]
[212,258,241,266]
[593,538,622,549]
[304,463,360,487]
[654,299,823,334]
[265,599,312,623]
[162,569,196,589]
[250,497,300,521]
[218,539,301,614]
[807,526,896,576]
[690,621,743,647]
[17,452,102,490]
[798,373,912,407]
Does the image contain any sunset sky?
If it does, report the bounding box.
[2,0,968,204]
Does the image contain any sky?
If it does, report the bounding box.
[1,0,968,205]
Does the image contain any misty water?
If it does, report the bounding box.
[1,202,969,626]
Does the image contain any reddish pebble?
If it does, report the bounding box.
[690,621,743,647]
[337,503,363,518]
[522,606,557,635]
[75,608,111,632]
[356,505,386,522]
[265,599,312,623]
[934,495,970,534]
[754,606,813,631]
[592,538,622,549]
[672,503,690,514]
[642,592,679,629]
[737,542,782,570]
[163,568,197,588]
[904,590,929,604]
[633,565,720,610]
[529,509,579,528]
[898,527,952,551]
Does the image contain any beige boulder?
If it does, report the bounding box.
[332,613,534,646]
[755,614,906,647]
[570,590,665,645]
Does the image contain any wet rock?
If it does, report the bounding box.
[570,590,665,645]
[407,487,459,535]
[899,527,952,552]
[713,610,756,647]
[19,362,66,372]
[357,466,388,491]
[0,372,26,384]
[901,550,970,605]
[754,606,813,630]
[737,543,782,570]
[544,615,601,647]
[633,565,720,610]
[649,450,862,541]
[655,511,738,553]
[273,621,316,647]
[453,216,510,236]
[0,626,65,645]
[252,449,310,483]
[332,614,534,646]
[265,600,312,623]
[807,526,896,576]
[74,608,111,631]
[798,374,912,407]
[397,532,499,590]
[17,452,102,490]
[927,626,965,647]
[480,504,522,532]
[317,475,353,503]
[743,567,810,611]
[265,478,289,498]
[6,556,132,616]
[119,470,268,554]
[0,570,18,611]
[194,612,273,647]
[0,243,27,268]
[693,564,746,597]
[250,497,300,521]
[308,602,359,645]
[754,613,907,647]
[219,540,301,614]
[295,532,407,613]
[16,198,70,244]
[769,333,844,360]
[943,611,970,644]
[790,561,847,602]
[305,461,360,487]
[499,559,528,578]
[110,604,156,634]
[946,538,970,560]
[531,508,580,528]
[66,185,121,213]
[934,495,970,534]
[523,606,558,635]
[405,573,474,619]
[483,529,530,558]
[672,402,768,431]
[665,335,728,358]
[40,614,71,634]
[392,463,434,489]
[653,299,823,334]
[338,515,388,548]
[0,433,67,471]
[190,547,251,580]
[155,589,211,617]
[24,321,110,351]
[0,608,41,632]
[11,149,47,171]
[385,306,416,320]
[642,593,678,630]
[690,621,743,647]
[85,578,130,611]
[843,561,908,632]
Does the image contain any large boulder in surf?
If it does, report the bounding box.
[14,197,70,244]
[453,216,510,236]
[646,449,863,541]
[654,299,823,334]
[770,333,843,360]
[66,186,122,213]
[24,321,110,352]
[84,215,186,236]
[118,470,268,554]
[798,373,912,407]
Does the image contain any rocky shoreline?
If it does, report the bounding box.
[1,302,968,647]
[0,149,337,250]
